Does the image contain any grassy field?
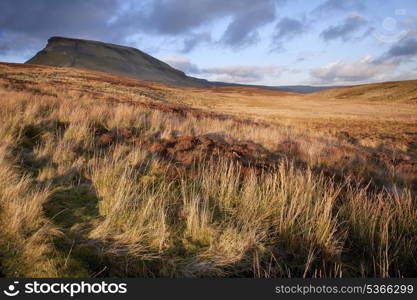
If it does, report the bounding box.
[0,62,416,277]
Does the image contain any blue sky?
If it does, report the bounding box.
[1,0,416,86]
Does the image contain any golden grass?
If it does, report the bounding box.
[0,63,416,277]
[0,145,61,277]
[2,62,416,155]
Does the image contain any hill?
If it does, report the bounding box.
[26,36,335,93]
[312,80,417,103]
[210,81,338,93]
[26,36,210,87]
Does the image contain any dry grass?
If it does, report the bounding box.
[0,145,61,277]
[0,63,416,277]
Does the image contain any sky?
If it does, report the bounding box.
[0,0,416,86]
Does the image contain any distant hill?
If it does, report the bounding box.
[312,80,417,103]
[210,81,337,93]
[26,36,335,93]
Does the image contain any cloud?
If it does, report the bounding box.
[0,0,120,40]
[121,0,281,48]
[181,32,211,53]
[272,17,307,49]
[320,14,368,41]
[220,1,277,47]
[163,56,201,74]
[0,0,122,59]
[123,0,227,35]
[310,56,397,84]
[376,35,417,64]
[386,37,417,58]
[200,65,288,84]
[164,55,289,84]
[312,0,365,16]
[0,0,285,58]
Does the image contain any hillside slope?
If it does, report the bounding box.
[26,36,210,87]
[313,80,417,103]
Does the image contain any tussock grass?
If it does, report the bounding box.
[0,146,61,277]
[0,67,416,277]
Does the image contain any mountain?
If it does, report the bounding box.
[26,36,210,87]
[26,36,335,92]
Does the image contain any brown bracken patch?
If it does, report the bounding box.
[96,127,288,174]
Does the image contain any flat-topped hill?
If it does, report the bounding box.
[26,36,210,87]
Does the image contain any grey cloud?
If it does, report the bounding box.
[312,0,365,16]
[0,0,122,59]
[320,14,367,41]
[375,15,417,62]
[0,0,120,40]
[126,0,281,48]
[221,2,277,47]
[127,0,231,35]
[272,17,306,49]
[181,33,211,53]
[123,0,280,39]
[376,37,417,64]
[0,0,286,58]
[387,38,417,58]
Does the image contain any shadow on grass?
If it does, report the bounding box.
[44,185,107,277]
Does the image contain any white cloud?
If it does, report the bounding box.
[200,65,288,83]
[163,55,290,84]
[309,56,398,84]
[163,55,201,74]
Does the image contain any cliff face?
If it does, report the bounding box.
[26,36,209,87]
